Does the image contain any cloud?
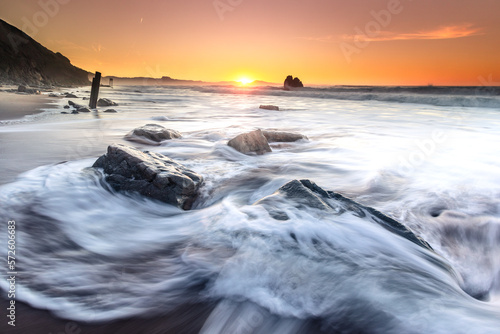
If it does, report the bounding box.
[299,24,483,43]
[344,24,484,42]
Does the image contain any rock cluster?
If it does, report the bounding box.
[284,75,304,90]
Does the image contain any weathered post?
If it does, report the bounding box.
[109,78,113,88]
[89,71,101,109]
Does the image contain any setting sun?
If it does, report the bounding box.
[237,78,254,85]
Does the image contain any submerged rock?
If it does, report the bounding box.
[227,129,272,155]
[284,75,304,90]
[255,179,433,251]
[93,144,203,210]
[259,105,280,111]
[262,130,307,143]
[65,93,78,98]
[125,124,182,146]
[97,98,118,107]
[76,107,91,113]
[103,109,117,113]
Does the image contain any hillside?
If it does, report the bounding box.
[0,19,89,86]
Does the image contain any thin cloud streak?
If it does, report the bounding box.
[300,24,483,43]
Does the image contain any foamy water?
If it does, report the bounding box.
[1,85,500,333]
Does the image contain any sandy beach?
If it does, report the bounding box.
[0,90,56,121]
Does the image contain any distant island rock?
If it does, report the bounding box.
[284,75,304,90]
[0,19,89,86]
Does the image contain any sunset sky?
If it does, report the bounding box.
[1,0,500,85]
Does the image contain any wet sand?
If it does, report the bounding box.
[0,90,57,121]
[0,297,216,334]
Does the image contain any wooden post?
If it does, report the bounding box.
[89,71,101,109]
[109,78,113,88]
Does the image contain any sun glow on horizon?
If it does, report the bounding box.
[237,77,254,85]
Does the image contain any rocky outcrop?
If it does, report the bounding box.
[259,105,280,111]
[0,19,90,86]
[97,98,118,107]
[255,179,433,250]
[262,130,307,143]
[125,124,182,146]
[284,75,304,90]
[227,129,272,155]
[93,144,203,210]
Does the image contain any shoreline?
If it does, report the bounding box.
[0,89,59,121]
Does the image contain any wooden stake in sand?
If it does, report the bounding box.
[89,71,101,109]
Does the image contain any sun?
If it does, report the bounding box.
[237,77,254,85]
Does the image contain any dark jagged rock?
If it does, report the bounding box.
[255,179,433,251]
[68,100,84,109]
[63,105,70,109]
[97,98,118,107]
[0,19,89,86]
[125,124,182,146]
[76,107,91,113]
[93,144,203,210]
[65,93,78,98]
[262,130,308,143]
[259,105,280,111]
[227,129,272,155]
[284,75,304,90]
[103,109,117,113]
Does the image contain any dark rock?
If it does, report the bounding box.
[65,93,78,98]
[125,124,182,146]
[77,107,91,113]
[284,75,304,90]
[259,105,280,111]
[262,130,307,143]
[93,144,203,210]
[63,105,70,109]
[255,179,434,251]
[17,84,39,94]
[71,110,79,114]
[68,100,84,109]
[97,98,118,107]
[82,97,88,100]
[103,109,117,113]
[61,111,68,114]
[227,129,272,155]
[49,93,59,98]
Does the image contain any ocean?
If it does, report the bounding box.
[1,85,500,333]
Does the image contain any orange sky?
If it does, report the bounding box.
[1,0,500,85]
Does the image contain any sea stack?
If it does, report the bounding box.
[284,75,304,90]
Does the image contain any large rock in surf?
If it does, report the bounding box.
[259,105,280,111]
[97,98,118,107]
[125,124,182,146]
[227,129,272,155]
[284,75,304,90]
[93,144,203,210]
[255,179,433,251]
[262,130,308,143]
